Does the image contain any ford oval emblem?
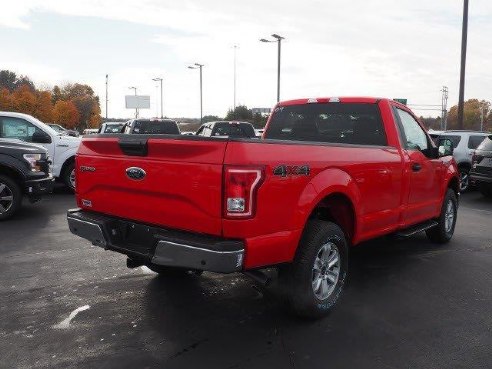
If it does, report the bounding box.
[126,167,146,180]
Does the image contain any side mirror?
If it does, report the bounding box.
[32,130,52,144]
[438,138,454,157]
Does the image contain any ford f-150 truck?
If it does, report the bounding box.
[67,97,459,318]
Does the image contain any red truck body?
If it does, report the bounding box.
[68,97,459,317]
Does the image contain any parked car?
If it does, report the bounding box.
[428,130,489,191]
[196,121,256,138]
[48,124,79,137]
[0,112,80,191]
[255,128,265,137]
[470,135,492,197]
[0,139,53,220]
[123,119,180,135]
[98,122,126,134]
[68,97,459,318]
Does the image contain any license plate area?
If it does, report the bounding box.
[107,220,158,256]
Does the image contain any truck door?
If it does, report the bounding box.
[393,108,442,225]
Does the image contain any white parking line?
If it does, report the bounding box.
[53,305,90,329]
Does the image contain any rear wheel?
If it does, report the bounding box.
[0,175,22,221]
[426,189,458,243]
[63,162,76,192]
[459,167,470,192]
[281,220,348,319]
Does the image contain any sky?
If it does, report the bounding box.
[0,0,491,119]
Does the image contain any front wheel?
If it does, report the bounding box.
[426,189,458,243]
[0,175,22,221]
[281,220,348,319]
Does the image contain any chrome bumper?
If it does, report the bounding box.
[67,209,244,273]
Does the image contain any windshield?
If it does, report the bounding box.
[211,122,256,137]
[104,124,125,133]
[132,120,180,134]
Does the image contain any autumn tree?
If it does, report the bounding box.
[53,100,80,129]
[11,85,37,115]
[447,99,491,131]
[34,91,54,122]
[0,88,14,111]
[0,70,35,92]
[60,83,102,130]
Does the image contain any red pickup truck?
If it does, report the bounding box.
[67,97,459,318]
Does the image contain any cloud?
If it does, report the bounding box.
[1,0,491,118]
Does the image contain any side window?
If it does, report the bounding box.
[0,117,41,142]
[468,135,486,149]
[395,109,429,151]
[203,125,212,137]
[195,125,205,136]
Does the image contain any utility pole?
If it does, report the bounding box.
[233,45,237,111]
[457,0,469,129]
[105,74,108,120]
[441,86,449,130]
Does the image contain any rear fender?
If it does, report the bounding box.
[290,167,361,248]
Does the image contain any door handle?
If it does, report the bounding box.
[412,163,422,172]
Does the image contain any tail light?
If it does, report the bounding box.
[224,166,264,219]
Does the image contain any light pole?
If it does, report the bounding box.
[128,86,137,118]
[152,77,163,118]
[188,63,204,123]
[260,33,285,102]
[233,45,238,111]
[105,74,108,120]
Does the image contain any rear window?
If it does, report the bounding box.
[468,135,486,149]
[477,136,492,151]
[211,122,255,138]
[104,124,124,133]
[439,135,461,148]
[132,120,180,134]
[264,103,387,146]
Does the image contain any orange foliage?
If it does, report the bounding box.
[53,100,80,129]
[11,85,36,115]
[34,91,54,122]
[0,88,14,111]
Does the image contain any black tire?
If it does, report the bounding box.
[426,189,458,244]
[63,161,76,192]
[281,220,348,319]
[146,264,203,277]
[479,184,492,198]
[0,175,22,221]
[458,166,471,192]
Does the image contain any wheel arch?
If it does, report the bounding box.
[60,155,75,177]
[0,163,25,187]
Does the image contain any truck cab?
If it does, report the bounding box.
[0,112,81,190]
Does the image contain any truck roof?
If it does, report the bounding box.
[277,97,394,106]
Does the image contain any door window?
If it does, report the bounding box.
[0,117,42,142]
[468,135,486,149]
[395,109,428,151]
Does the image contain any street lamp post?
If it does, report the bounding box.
[152,77,163,118]
[188,63,204,123]
[457,0,469,129]
[233,45,238,111]
[260,34,285,102]
[128,86,137,118]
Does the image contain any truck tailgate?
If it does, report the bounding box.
[76,136,227,236]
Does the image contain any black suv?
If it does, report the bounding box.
[0,139,53,220]
[470,135,492,198]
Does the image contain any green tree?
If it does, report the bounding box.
[202,115,222,123]
[225,105,253,121]
[447,99,491,131]
[0,70,17,92]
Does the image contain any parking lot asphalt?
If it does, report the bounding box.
[1,189,491,369]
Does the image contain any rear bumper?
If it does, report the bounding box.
[470,173,492,183]
[66,209,244,273]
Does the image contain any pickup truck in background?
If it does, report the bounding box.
[0,139,53,220]
[0,112,81,191]
[67,97,459,318]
